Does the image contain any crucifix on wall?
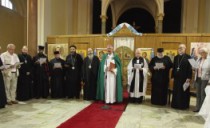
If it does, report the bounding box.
[132,21,141,31]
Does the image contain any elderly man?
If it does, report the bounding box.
[149,48,173,105]
[127,48,148,104]
[97,44,123,104]
[1,44,20,105]
[171,44,192,109]
[17,46,33,101]
[82,48,100,100]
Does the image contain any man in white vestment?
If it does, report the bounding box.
[96,45,123,104]
[127,48,148,103]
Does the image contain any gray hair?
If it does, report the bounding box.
[200,47,208,54]
[7,44,15,49]
[135,48,141,53]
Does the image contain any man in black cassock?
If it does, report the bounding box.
[33,46,50,99]
[171,44,192,109]
[149,48,173,105]
[17,46,33,101]
[49,51,65,98]
[65,45,83,99]
[0,58,7,108]
[82,48,100,100]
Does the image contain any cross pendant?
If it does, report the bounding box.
[177,67,180,71]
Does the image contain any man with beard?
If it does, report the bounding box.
[49,51,65,98]
[171,44,192,109]
[127,48,148,103]
[82,48,100,100]
[17,46,34,101]
[149,48,173,105]
[97,44,123,104]
[33,46,50,99]
[65,45,83,99]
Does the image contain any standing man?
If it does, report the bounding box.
[149,48,173,105]
[0,57,7,108]
[33,46,50,99]
[49,51,65,98]
[82,48,100,100]
[97,44,123,104]
[17,46,33,101]
[65,45,83,99]
[171,44,192,109]
[1,44,20,105]
[127,48,148,103]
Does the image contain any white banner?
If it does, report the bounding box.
[114,37,134,51]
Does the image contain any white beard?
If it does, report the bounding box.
[157,55,163,58]
[88,54,93,60]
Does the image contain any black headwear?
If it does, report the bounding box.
[157,48,164,53]
[54,51,60,54]
[69,45,77,49]
[38,45,45,50]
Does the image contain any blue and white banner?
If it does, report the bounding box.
[107,23,143,36]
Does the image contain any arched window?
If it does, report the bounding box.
[1,0,13,10]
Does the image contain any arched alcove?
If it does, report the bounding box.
[117,8,155,33]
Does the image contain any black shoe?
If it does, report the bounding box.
[193,109,199,112]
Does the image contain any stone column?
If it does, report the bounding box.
[28,0,37,56]
[155,14,164,33]
[100,15,108,34]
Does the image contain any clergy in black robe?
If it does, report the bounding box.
[17,46,34,101]
[127,48,148,104]
[49,51,65,98]
[149,48,173,105]
[33,46,50,99]
[65,45,83,99]
[0,58,7,108]
[171,44,192,109]
[82,48,100,100]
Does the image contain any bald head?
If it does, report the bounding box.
[135,48,141,58]
[178,44,186,55]
[87,48,93,55]
[22,46,28,54]
[7,44,16,55]
[107,44,114,54]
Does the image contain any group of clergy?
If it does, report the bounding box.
[0,43,208,112]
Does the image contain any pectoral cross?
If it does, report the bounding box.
[177,67,180,71]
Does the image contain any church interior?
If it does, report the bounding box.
[0,0,210,128]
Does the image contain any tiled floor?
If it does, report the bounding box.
[0,96,205,128]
